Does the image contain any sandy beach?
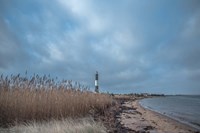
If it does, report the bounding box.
[96,96,199,133]
[119,99,199,133]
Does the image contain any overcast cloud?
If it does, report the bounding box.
[0,0,200,94]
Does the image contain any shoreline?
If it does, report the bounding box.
[106,96,199,133]
[135,99,199,133]
[93,95,200,133]
[138,99,200,131]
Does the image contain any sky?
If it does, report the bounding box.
[0,0,200,94]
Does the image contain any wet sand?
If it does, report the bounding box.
[94,96,199,133]
[119,99,199,133]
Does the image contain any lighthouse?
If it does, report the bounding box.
[95,71,99,93]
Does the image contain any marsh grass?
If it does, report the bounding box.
[0,74,112,127]
[1,117,106,133]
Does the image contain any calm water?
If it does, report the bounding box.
[139,96,200,130]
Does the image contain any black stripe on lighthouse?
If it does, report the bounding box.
[95,71,99,93]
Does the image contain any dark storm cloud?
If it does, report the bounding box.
[0,0,200,94]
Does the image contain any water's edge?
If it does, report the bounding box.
[139,97,200,131]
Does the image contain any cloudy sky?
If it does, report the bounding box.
[0,0,200,94]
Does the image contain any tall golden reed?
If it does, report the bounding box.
[0,74,112,127]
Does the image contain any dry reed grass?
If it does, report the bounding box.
[0,74,112,127]
[1,117,106,133]
[114,94,132,100]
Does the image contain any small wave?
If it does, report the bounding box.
[191,122,200,128]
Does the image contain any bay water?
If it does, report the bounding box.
[139,95,200,130]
